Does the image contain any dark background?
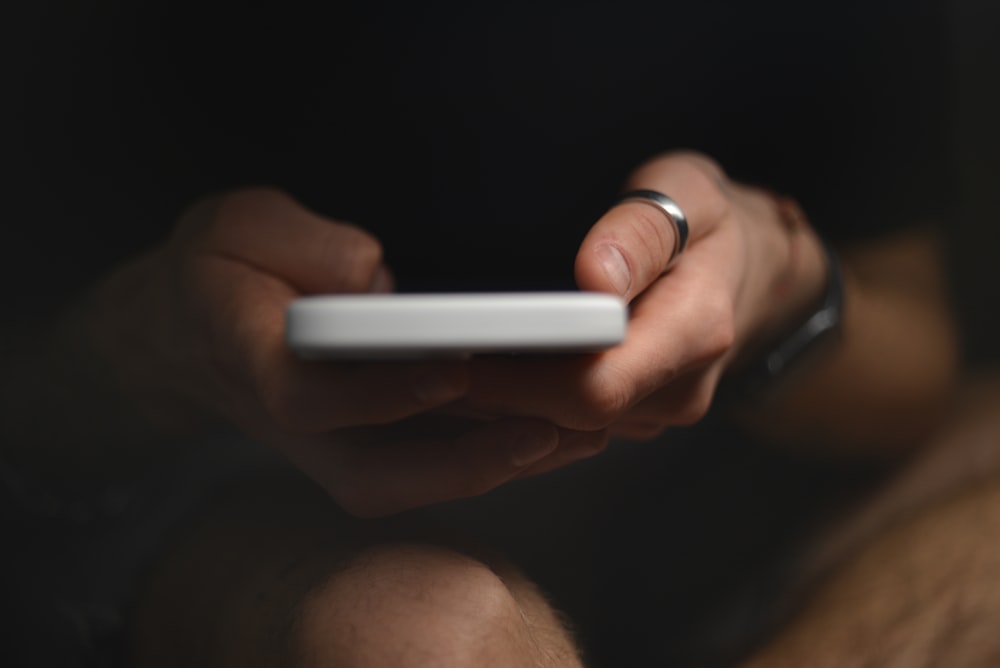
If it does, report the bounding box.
[1,2,998,666]
[5,0,994,338]
[951,1,1000,367]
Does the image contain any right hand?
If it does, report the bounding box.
[101,189,600,516]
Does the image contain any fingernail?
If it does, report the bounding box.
[412,370,466,404]
[510,430,558,468]
[596,244,631,296]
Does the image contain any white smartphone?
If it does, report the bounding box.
[286,292,627,359]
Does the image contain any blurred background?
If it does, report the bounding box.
[1,1,997,357]
[951,0,1000,368]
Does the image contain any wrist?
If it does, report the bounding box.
[722,205,843,403]
[763,224,831,347]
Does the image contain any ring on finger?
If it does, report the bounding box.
[612,189,689,269]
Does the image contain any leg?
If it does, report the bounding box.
[744,372,1000,667]
[745,476,1000,667]
[130,474,582,668]
[297,543,581,668]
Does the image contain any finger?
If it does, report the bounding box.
[608,364,726,432]
[608,421,668,441]
[575,151,730,301]
[466,264,735,431]
[183,188,386,295]
[196,257,469,434]
[258,355,472,434]
[286,418,561,518]
[512,428,609,479]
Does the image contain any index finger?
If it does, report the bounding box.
[180,188,388,296]
[575,151,730,301]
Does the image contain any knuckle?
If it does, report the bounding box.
[579,432,611,457]
[630,150,723,183]
[681,158,730,222]
[620,422,668,441]
[708,312,736,361]
[573,370,633,430]
[628,206,675,266]
[194,187,295,246]
[326,225,384,292]
[696,294,736,363]
[672,385,715,426]
[462,466,502,498]
[216,187,294,225]
[643,424,669,440]
[672,150,726,181]
[630,151,732,225]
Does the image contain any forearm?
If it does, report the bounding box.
[733,226,961,454]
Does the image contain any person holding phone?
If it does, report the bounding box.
[4,0,998,666]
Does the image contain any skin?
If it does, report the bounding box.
[464,153,958,455]
[742,377,1000,668]
[4,188,600,517]
[130,474,586,668]
[130,375,1000,668]
[1,150,966,666]
[1,151,959,513]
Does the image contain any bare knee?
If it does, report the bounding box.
[295,543,581,668]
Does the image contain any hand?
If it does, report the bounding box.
[102,189,598,516]
[464,151,828,446]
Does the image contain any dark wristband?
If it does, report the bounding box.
[720,238,844,403]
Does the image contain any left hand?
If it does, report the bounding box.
[461,151,828,468]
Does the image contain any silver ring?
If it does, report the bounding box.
[612,189,689,269]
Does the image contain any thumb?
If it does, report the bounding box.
[575,152,728,301]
